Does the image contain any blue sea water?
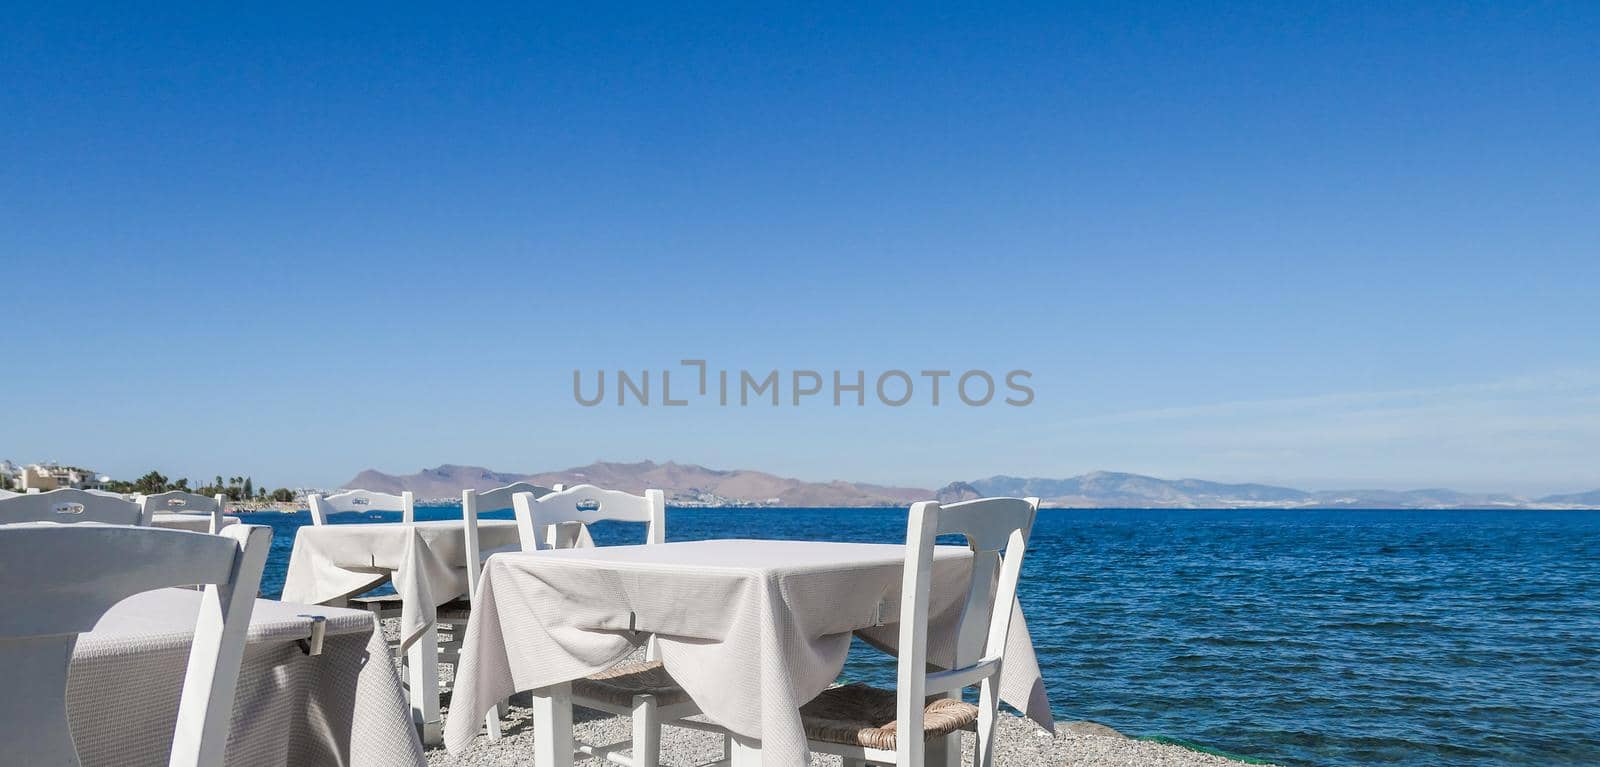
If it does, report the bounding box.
[245,507,1600,767]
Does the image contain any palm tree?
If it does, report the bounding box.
[134,470,171,495]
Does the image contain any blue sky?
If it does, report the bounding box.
[3,2,1597,493]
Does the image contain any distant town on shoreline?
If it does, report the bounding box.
[9,458,1598,511]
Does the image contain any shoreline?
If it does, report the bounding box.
[267,500,1600,511]
[426,701,1276,767]
[390,622,1273,767]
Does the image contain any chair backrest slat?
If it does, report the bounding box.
[0,488,142,526]
[462,482,558,603]
[0,523,271,767]
[510,483,665,552]
[307,489,415,525]
[137,491,229,532]
[893,496,1038,767]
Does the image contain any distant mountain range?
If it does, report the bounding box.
[344,461,928,507]
[940,472,1557,509]
[341,462,1600,509]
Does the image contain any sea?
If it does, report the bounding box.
[243,506,1600,767]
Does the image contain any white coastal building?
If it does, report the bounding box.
[16,462,109,492]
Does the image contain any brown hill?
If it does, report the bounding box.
[340,461,930,506]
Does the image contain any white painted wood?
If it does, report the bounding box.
[510,484,665,552]
[894,502,938,767]
[923,657,1002,695]
[895,496,1037,767]
[169,524,272,767]
[631,693,661,767]
[0,523,271,767]
[408,617,443,746]
[463,482,556,604]
[799,496,1039,767]
[531,682,575,767]
[307,488,414,526]
[137,491,228,533]
[729,735,764,766]
[0,487,141,526]
[925,727,957,767]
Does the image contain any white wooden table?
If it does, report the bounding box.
[70,588,424,766]
[279,518,523,744]
[444,539,1054,767]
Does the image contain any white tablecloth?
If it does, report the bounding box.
[68,588,424,767]
[444,539,1054,765]
[280,519,523,650]
[149,512,241,532]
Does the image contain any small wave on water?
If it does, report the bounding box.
[245,506,1600,767]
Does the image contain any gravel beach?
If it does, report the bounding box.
[427,701,1268,767]
[397,623,1267,767]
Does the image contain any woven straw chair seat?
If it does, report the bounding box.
[572,660,693,708]
[800,684,979,750]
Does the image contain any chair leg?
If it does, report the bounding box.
[483,704,503,742]
[406,622,442,746]
[921,690,961,767]
[531,682,574,767]
[925,733,957,767]
[729,735,763,766]
[631,693,660,766]
[975,677,1002,767]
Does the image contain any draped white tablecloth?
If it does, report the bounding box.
[149,512,240,532]
[280,519,524,650]
[444,539,1054,766]
[68,588,424,767]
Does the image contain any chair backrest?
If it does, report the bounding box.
[0,523,272,767]
[306,489,415,525]
[461,482,559,603]
[0,488,143,526]
[138,491,229,533]
[894,496,1038,767]
[511,484,665,552]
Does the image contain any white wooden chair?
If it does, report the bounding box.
[83,489,128,498]
[455,482,561,738]
[0,522,272,767]
[805,496,1038,767]
[0,488,143,526]
[306,488,415,526]
[138,491,230,533]
[304,490,417,646]
[462,482,562,605]
[508,484,683,764]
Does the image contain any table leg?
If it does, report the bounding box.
[407,618,442,746]
[729,735,763,766]
[531,682,575,767]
